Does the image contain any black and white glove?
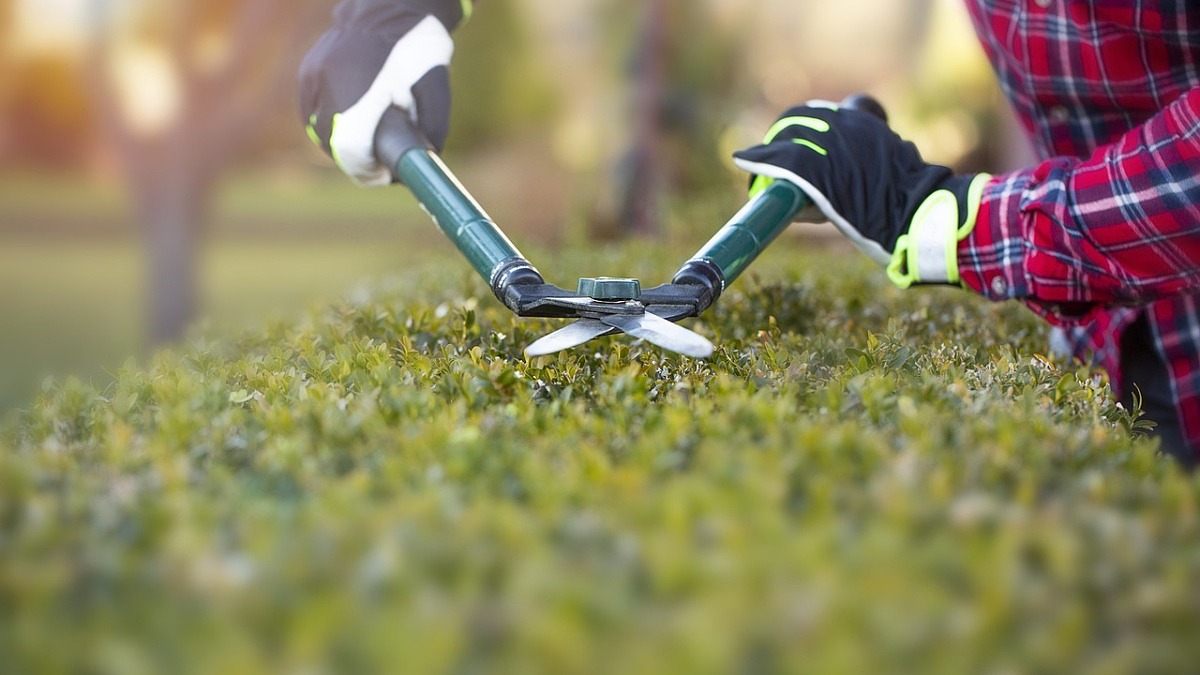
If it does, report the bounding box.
[733,101,990,287]
[299,0,473,186]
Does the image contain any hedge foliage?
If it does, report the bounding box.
[2,246,1196,674]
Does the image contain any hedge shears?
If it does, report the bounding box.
[374,96,886,359]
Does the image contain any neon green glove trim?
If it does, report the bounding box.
[959,172,988,240]
[746,119,830,198]
[330,112,347,173]
[886,174,991,289]
[887,189,958,289]
[792,138,828,156]
[746,141,826,198]
[749,175,774,199]
[305,115,322,148]
[762,116,830,143]
[886,235,915,288]
[950,174,992,286]
[460,0,473,24]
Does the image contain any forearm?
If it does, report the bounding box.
[958,88,1200,323]
[331,0,476,34]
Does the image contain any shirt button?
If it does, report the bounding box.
[1049,106,1071,124]
[1034,0,1052,7]
[991,276,1008,296]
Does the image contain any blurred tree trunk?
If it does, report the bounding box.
[620,0,668,237]
[591,0,743,240]
[136,168,213,346]
[591,0,669,239]
[87,0,328,346]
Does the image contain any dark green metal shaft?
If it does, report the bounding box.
[684,181,806,288]
[395,149,528,285]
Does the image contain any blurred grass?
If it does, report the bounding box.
[0,241,141,411]
[0,171,429,239]
[0,240,448,411]
[0,171,457,414]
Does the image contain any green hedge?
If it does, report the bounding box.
[2,247,1194,674]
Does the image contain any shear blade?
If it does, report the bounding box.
[524,319,617,358]
[525,312,714,359]
[600,313,714,358]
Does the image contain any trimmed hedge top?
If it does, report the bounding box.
[2,248,1193,674]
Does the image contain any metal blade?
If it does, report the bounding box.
[600,313,714,358]
[524,319,618,358]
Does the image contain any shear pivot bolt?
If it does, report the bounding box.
[578,277,642,301]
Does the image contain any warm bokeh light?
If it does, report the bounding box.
[0,0,1015,412]
[12,0,89,53]
[110,44,181,135]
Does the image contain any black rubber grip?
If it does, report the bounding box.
[842,93,889,124]
[374,107,433,181]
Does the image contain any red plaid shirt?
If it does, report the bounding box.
[956,0,1200,453]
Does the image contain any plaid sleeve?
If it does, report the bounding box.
[958,88,1200,325]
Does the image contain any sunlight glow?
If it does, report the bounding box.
[14,0,89,53]
[110,44,182,135]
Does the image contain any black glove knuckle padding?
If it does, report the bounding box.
[735,102,955,254]
[412,66,452,153]
[299,21,448,157]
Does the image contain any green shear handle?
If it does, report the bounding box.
[672,94,889,312]
[374,95,887,322]
[374,108,545,297]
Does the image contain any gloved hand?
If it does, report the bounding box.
[299,0,472,186]
[733,101,991,287]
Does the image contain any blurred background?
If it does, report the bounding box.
[0,0,1032,413]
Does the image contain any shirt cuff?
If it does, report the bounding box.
[957,171,1035,301]
[956,167,1100,325]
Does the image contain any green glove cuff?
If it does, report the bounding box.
[887,173,991,289]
